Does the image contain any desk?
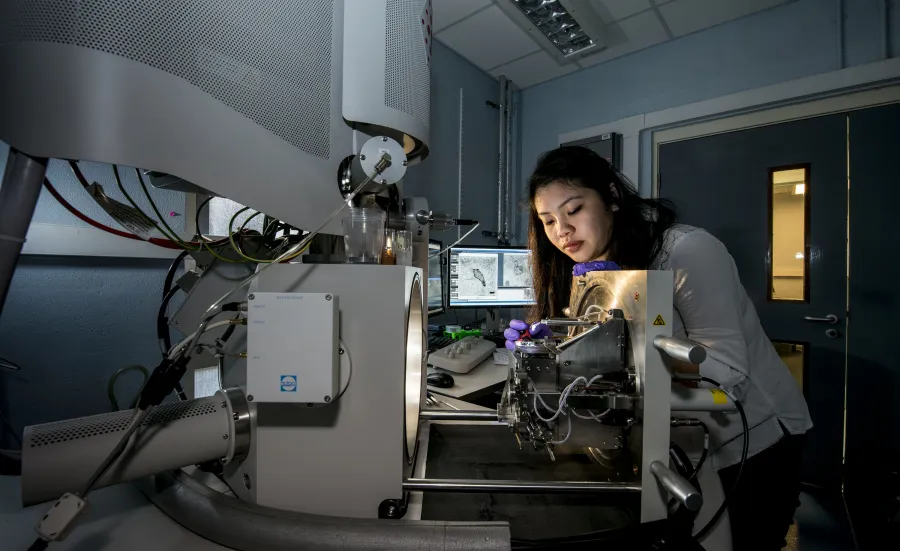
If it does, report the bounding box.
[426,350,509,401]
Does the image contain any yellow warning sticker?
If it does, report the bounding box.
[710,389,728,405]
[653,314,666,326]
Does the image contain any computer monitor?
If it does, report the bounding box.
[448,246,535,308]
[427,239,445,315]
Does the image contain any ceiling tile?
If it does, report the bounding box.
[432,0,492,32]
[576,10,669,67]
[490,50,579,88]
[436,5,541,71]
[590,0,652,22]
[659,0,788,37]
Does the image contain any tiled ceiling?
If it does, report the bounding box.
[434,0,795,88]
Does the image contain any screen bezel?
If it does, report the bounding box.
[448,244,535,309]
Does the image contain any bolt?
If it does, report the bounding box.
[233,412,239,421]
[222,434,229,440]
[382,136,388,142]
[381,179,387,185]
[339,348,345,355]
[248,293,255,300]
[360,154,366,161]
[325,294,332,301]
[247,395,254,402]
[402,160,408,166]
[324,396,331,403]
[221,401,227,408]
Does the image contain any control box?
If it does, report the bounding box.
[247,292,338,403]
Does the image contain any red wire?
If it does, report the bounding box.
[43,177,184,250]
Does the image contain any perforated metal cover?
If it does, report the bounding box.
[28,399,219,448]
[0,0,334,158]
[384,0,431,130]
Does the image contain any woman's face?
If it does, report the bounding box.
[533,181,614,263]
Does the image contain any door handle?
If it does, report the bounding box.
[803,314,839,324]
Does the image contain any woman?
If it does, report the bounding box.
[508,146,812,550]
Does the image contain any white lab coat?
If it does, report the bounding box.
[653,225,813,469]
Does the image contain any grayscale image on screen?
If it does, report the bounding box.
[502,253,532,288]
[456,253,498,299]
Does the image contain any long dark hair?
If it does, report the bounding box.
[527,146,677,320]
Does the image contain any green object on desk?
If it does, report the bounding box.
[444,328,481,340]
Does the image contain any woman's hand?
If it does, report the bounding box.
[504,320,553,350]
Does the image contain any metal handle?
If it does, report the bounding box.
[803,314,838,324]
[653,336,707,364]
[650,461,703,511]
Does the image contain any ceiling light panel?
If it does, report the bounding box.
[498,0,608,63]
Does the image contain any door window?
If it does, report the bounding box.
[768,166,810,302]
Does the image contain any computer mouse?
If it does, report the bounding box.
[427,371,455,388]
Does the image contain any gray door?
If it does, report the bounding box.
[658,115,848,489]
[844,103,900,547]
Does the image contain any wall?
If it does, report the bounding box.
[405,41,527,327]
[519,0,899,217]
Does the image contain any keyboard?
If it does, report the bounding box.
[427,335,454,353]
[428,336,497,374]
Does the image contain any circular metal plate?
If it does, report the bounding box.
[403,274,424,462]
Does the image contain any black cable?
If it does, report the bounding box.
[163,250,189,299]
[157,285,188,401]
[693,376,749,541]
[690,421,710,482]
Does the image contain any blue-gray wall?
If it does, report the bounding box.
[404,41,527,327]
[519,0,899,212]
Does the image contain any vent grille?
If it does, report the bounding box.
[0,0,334,159]
[29,399,219,448]
[384,0,431,130]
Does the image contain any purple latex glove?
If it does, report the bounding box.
[572,260,621,277]
[504,319,553,351]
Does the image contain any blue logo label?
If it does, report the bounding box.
[280,375,297,392]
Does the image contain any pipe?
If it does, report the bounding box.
[140,470,511,551]
[884,0,892,59]
[419,410,499,422]
[403,478,641,494]
[502,80,512,243]
[0,149,47,314]
[650,461,702,512]
[653,336,707,364]
[457,87,464,241]
[497,76,508,244]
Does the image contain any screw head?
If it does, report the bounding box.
[360,154,366,161]
[324,396,331,403]
[221,401,227,408]
[222,434,229,440]
[402,160,408,166]
[339,348,345,355]
[247,395,254,402]
[325,294,332,301]
[233,412,239,421]
[248,293,255,300]
[382,136,388,142]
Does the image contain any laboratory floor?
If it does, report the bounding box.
[787,489,856,551]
